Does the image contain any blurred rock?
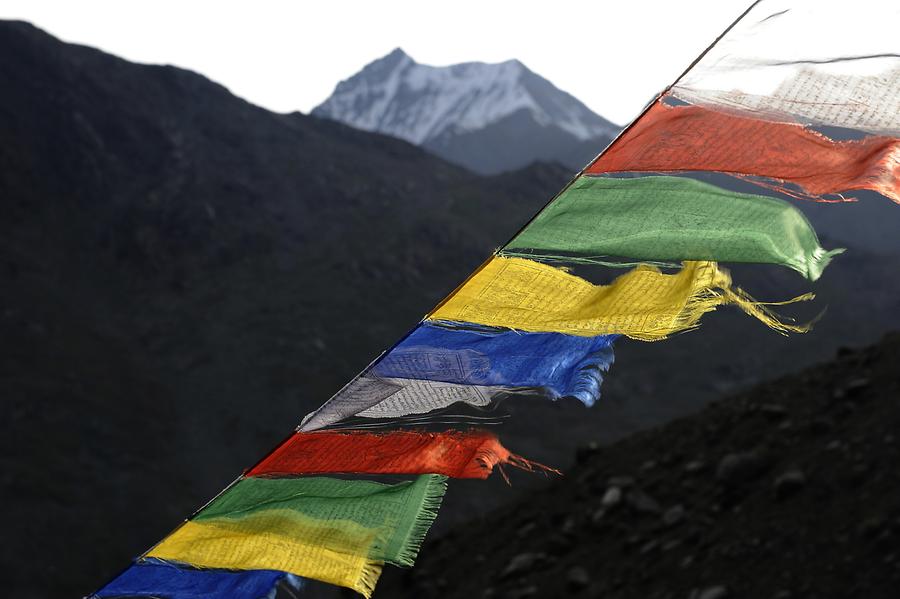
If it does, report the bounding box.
[773,470,807,500]
[601,486,623,508]
[846,378,871,393]
[717,450,769,485]
[500,553,546,580]
[565,566,591,591]
[833,377,871,400]
[663,504,686,527]
[517,521,537,538]
[684,460,706,474]
[696,587,729,599]
[627,490,661,514]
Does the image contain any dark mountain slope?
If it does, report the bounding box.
[0,21,568,597]
[379,333,900,599]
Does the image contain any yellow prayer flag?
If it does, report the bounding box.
[147,510,382,598]
[428,257,810,341]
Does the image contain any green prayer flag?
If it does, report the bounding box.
[504,175,843,281]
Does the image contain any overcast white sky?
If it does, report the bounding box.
[1,0,748,125]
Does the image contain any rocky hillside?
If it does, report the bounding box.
[312,48,618,174]
[378,333,900,599]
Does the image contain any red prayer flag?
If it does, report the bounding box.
[247,429,553,480]
[587,99,900,203]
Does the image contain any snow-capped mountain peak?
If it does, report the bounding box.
[313,49,619,174]
[314,48,617,146]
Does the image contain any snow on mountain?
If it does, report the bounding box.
[312,48,620,174]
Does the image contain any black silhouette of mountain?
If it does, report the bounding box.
[312,48,619,174]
